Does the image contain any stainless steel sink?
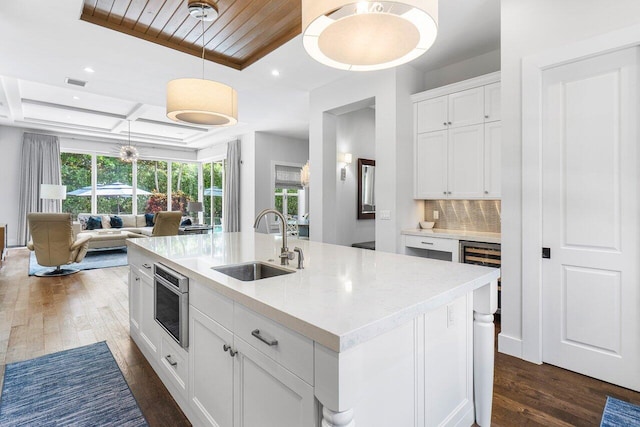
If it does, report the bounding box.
[212,262,295,281]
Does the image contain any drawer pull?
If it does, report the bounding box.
[229,348,237,357]
[223,344,230,352]
[165,355,177,367]
[421,241,434,245]
[252,329,278,346]
[142,263,152,269]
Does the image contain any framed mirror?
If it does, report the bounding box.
[357,158,375,219]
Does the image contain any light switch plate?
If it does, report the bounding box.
[433,210,439,220]
[379,210,391,220]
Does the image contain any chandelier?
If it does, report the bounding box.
[119,121,139,163]
[166,0,238,126]
[302,0,438,71]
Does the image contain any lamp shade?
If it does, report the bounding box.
[40,184,67,200]
[302,0,438,71]
[167,78,238,126]
[187,201,204,212]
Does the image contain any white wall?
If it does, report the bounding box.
[309,65,422,253]
[423,49,501,91]
[0,126,25,246]
[335,108,376,246]
[500,0,640,358]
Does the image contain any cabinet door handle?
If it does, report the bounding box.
[485,115,489,119]
[443,122,447,126]
[142,263,152,270]
[484,190,489,194]
[421,241,434,245]
[223,344,230,352]
[165,355,177,367]
[443,191,447,195]
[229,348,237,357]
[448,121,452,125]
[251,329,278,346]
[448,191,452,195]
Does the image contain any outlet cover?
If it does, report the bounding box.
[379,210,391,220]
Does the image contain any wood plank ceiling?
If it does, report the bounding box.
[80,0,302,70]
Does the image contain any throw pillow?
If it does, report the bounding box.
[110,215,123,228]
[101,215,111,229]
[180,218,192,226]
[145,213,155,227]
[86,216,102,230]
[77,215,89,230]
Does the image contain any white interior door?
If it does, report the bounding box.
[541,47,639,391]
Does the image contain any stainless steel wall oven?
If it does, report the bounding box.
[154,263,189,348]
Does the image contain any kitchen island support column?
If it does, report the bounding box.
[473,279,498,427]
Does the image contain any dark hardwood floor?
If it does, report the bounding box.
[1,247,639,426]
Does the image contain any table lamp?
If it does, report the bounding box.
[187,201,203,225]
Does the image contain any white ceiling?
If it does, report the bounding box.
[0,0,499,150]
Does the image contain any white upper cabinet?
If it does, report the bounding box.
[484,121,502,198]
[417,95,448,133]
[412,72,501,200]
[448,124,485,198]
[484,82,501,122]
[448,87,485,128]
[415,130,448,198]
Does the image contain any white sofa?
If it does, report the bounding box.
[73,213,154,249]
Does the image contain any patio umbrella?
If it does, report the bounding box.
[204,186,223,197]
[67,182,151,197]
[67,182,152,213]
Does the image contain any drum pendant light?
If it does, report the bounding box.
[166,0,237,126]
[302,0,438,71]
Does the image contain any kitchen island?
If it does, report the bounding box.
[127,232,499,427]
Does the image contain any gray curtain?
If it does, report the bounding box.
[17,133,62,245]
[224,140,241,232]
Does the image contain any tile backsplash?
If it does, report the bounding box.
[423,200,501,233]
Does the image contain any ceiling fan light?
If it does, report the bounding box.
[166,78,238,126]
[302,0,438,71]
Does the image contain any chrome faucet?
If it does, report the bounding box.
[254,209,295,266]
[294,247,304,269]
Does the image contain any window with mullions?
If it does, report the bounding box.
[274,164,302,218]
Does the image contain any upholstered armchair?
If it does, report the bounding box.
[151,211,182,236]
[27,213,92,277]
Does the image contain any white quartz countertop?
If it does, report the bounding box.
[128,232,499,352]
[401,228,501,244]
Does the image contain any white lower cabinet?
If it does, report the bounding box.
[234,337,315,427]
[189,306,234,427]
[188,305,315,427]
[129,267,141,333]
[139,272,159,358]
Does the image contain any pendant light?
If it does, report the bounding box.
[119,120,139,163]
[302,0,438,71]
[166,0,238,126]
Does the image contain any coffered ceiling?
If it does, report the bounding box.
[80,0,301,70]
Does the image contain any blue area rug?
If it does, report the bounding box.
[0,341,148,426]
[28,247,128,276]
[601,396,640,426]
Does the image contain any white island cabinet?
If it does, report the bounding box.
[127,232,499,427]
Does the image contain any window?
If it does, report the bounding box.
[96,155,133,214]
[203,160,224,230]
[136,160,168,214]
[61,152,92,219]
[171,162,198,215]
[274,164,302,218]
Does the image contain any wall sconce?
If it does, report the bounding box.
[339,152,352,181]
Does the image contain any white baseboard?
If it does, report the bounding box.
[498,332,523,358]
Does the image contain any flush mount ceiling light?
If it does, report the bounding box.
[167,0,237,126]
[302,0,438,71]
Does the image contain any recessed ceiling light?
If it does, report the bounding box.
[73,96,80,100]
[84,67,95,73]
[271,69,280,77]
